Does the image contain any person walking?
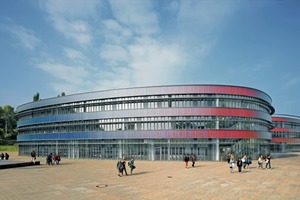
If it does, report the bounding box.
[227,153,231,164]
[4,153,9,160]
[229,153,235,173]
[191,154,196,167]
[117,158,123,177]
[46,153,53,165]
[56,153,61,164]
[265,154,272,169]
[184,154,189,168]
[121,158,128,176]
[237,157,243,174]
[128,157,136,174]
[31,150,36,164]
[246,155,252,169]
[258,154,264,169]
[242,154,247,169]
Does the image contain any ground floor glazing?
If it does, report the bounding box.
[18,138,274,161]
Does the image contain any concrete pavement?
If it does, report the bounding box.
[0,152,299,200]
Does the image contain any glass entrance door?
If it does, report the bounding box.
[155,147,161,160]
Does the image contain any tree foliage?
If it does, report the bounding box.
[33,92,40,101]
[58,92,66,97]
[0,105,17,140]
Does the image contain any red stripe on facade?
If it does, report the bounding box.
[270,127,293,132]
[270,138,299,143]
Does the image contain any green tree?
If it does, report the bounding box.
[33,92,40,101]
[0,105,17,140]
[58,92,66,97]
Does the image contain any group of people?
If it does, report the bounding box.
[227,152,272,173]
[228,153,252,173]
[117,157,136,177]
[0,152,9,160]
[184,154,196,168]
[46,152,61,165]
[258,154,272,169]
[30,150,61,165]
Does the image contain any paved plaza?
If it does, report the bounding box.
[0,152,299,200]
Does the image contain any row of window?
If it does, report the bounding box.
[273,122,300,130]
[18,119,269,135]
[272,132,300,138]
[18,95,271,121]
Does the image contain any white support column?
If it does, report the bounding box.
[215,114,220,161]
[56,140,58,154]
[118,140,123,158]
[149,140,155,161]
[216,139,220,161]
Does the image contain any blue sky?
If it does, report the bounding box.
[0,0,299,115]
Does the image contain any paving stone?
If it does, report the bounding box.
[0,152,299,200]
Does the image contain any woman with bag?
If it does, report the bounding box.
[128,157,136,174]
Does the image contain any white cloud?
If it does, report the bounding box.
[39,0,101,45]
[5,23,41,50]
[64,48,86,61]
[128,37,187,85]
[109,0,159,35]
[33,0,236,96]
[101,19,133,44]
[50,17,92,45]
[100,44,129,64]
[36,62,89,85]
[50,83,80,95]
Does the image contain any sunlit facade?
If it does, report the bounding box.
[270,115,300,153]
[16,85,275,161]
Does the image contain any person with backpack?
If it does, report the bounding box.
[117,158,123,177]
[128,157,136,174]
[121,158,128,176]
[191,154,196,167]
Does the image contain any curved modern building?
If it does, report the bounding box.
[16,85,275,161]
[270,115,300,153]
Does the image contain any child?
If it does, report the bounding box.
[117,158,123,177]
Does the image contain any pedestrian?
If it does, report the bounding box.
[117,158,123,177]
[5,153,9,160]
[121,158,128,176]
[229,153,235,173]
[242,154,247,169]
[191,154,196,167]
[265,154,272,169]
[128,157,136,174]
[227,153,231,164]
[46,153,53,165]
[246,155,252,169]
[237,157,243,173]
[258,154,264,169]
[31,150,36,164]
[184,154,189,168]
[0,153,4,160]
[56,153,61,164]
[53,153,58,164]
